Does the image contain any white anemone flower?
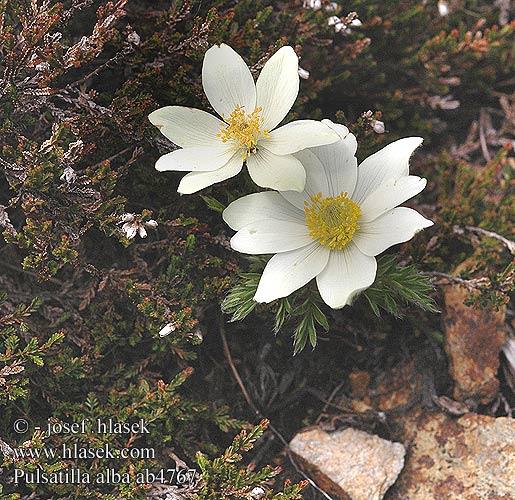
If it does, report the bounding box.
[148,44,339,194]
[223,120,433,309]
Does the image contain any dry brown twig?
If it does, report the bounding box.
[219,323,336,500]
[425,225,515,288]
[464,225,515,255]
[424,270,491,290]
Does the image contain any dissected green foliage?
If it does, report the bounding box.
[222,255,437,352]
[363,255,439,319]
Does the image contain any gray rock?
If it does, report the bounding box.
[289,427,405,500]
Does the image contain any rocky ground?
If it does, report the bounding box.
[288,277,514,500]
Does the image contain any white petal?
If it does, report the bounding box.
[148,106,222,147]
[256,46,299,130]
[309,119,358,198]
[123,223,137,239]
[138,225,148,238]
[352,137,423,204]
[231,219,312,254]
[359,176,428,223]
[353,207,434,256]
[254,242,330,303]
[159,323,174,337]
[316,243,377,309]
[247,149,305,191]
[120,213,135,223]
[280,149,328,209]
[202,44,256,119]
[264,120,340,155]
[223,192,304,231]
[155,146,235,172]
[320,119,356,142]
[177,154,243,194]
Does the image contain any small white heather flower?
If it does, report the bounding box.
[159,323,176,337]
[427,94,460,110]
[325,2,339,13]
[119,214,157,239]
[122,221,138,239]
[127,30,141,46]
[328,16,345,32]
[137,225,148,239]
[438,0,449,16]
[36,62,50,72]
[328,16,361,33]
[60,166,77,183]
[372,120,385,134]
[303,0,322,9]
[298,67,310,80]
[189,328,203,343]
[119,213,135,223]
[149,44,339,194]
[223,120,433,309]
[250,486,266,498]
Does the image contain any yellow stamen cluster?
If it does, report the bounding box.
[304,192,361,250]
[217,105,270,159]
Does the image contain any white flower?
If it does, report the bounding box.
[328,16,345,32]
[325,2,339,13]
[127,30,141,46]
[122,221,139,239]
[148,44,339,194]
[119,214,158,239]
[250,486,266,498]
[119,213,135,223]
[303,0,322,9]
[329,15,361,34]
[159,323,176,337]
[223,120,433,309]
[60,166,77,183]
[298,66,310,80]
[137,225,148,238]
[438,0,449,16]
[371,119,385,134]
[36,61,50,72]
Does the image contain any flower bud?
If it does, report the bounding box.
[438,0,449,16]
[122,222,137,239]
[127,31,141,46]
[145,219,158,229]
[303,0,321,9]
[251,487,265,499]
[120,213,135,223]
[159,323,176,337]
[298,67,310,80]
[138,225,148,238]
[372,120,385,134]
[60,166,77,183]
